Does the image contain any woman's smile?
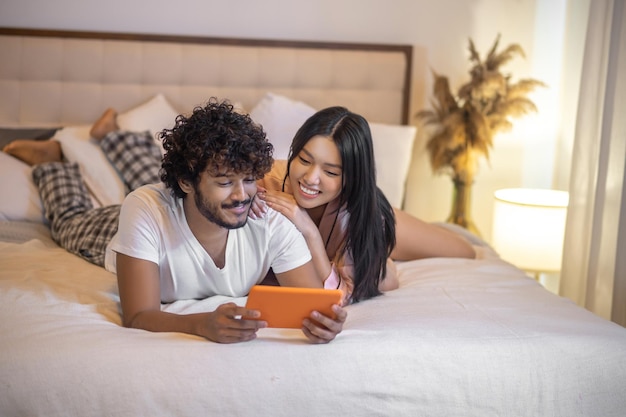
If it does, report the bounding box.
[299,182,320,197]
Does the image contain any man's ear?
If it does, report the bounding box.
[178,179,193,194]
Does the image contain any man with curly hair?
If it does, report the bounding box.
[4,98,346,344]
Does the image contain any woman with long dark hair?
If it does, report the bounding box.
[256,106,475,304]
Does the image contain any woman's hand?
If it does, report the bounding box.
[301,304,347,344]
[258,190,318,238]
[249,187,268,220]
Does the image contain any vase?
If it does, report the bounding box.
[446,178,481,237]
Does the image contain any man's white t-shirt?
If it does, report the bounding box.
[104,183,311,303]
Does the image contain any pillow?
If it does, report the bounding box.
[53,125,126,207]
[52,94,180,206]
[0,128,59,223]
[0,152,46,223]
[250,93,316,160]
[117,93,179,142]
[369,122,417,208]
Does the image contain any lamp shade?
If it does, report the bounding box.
[491,188,569,272]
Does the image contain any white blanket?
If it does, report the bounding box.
[1,234,626,417]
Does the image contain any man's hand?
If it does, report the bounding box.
[204,303,267,343]
[301,304,347,344]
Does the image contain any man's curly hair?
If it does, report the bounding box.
[159,98,274,198]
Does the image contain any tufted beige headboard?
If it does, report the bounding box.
[0,28,413,128]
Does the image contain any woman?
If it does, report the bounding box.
[254,106,475,304]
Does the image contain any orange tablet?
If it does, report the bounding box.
[243,285,343,329]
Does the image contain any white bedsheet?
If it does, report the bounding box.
[1,234,626,417]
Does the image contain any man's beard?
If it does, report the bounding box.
[193,185,252,229]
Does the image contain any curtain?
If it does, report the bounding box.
[559,0,626,325]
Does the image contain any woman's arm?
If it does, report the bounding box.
[259,191,333,284]
[116,253,266,343]
[272,260,322,289]
[260,191,402,296]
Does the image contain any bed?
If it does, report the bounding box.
[1,28,626,417]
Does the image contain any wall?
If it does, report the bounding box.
[0,0,551,243]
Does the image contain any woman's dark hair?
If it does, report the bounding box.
[160,98,273,198]
[286,106,396,303]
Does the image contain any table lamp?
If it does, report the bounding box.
[491,188,569,278]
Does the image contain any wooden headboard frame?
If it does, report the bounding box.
[0,27,412,128]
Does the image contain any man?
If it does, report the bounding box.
[4,99,346,344]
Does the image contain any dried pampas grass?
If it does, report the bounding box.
[416,34,546,183]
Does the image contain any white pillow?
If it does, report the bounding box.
[0,152,46,223]
[369,122,417,208]
[52,94,181,207]
[53,125,126,207]
[117,93,179,137]
[117,94,179,156]
[250,92,316,160]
